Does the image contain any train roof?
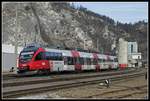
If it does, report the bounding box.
[79,51,93,58]
[97,54,107,59]
[2,44,117,59]
[45,48,72,57]
[45,48,117,59]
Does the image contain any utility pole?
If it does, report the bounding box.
[97,38,99,52]
[84,39,86,50]
[84,32,87,50]
[101,48,104,63]
[14,3,19,68]
[84,39,85,50]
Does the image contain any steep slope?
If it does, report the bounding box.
[2,2,148,59]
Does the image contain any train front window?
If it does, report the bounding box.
[35,52,45,60]
[20,52,34,62]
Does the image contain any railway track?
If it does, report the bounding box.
[2,68,146,98]
[84,85,147,98]
[2,68,137,80]
[112,90,147,99]
[3,68,140,87]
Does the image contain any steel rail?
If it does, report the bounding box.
[2,69,146,98]
[3,68,140,87]
[83,85,147,98]
[2,68,136,80]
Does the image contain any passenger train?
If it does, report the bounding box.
[17,44,118,74]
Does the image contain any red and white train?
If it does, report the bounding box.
[17,44,118,74]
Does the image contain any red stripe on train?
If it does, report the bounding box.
[93,53,98,59]
[92,53,100,71]
[71,50,82,71]
[119,64,127,69]
[71,50,80,57]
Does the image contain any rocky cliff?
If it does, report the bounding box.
[2,2,148,59]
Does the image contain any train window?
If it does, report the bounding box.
[84,58,87,65]
[93,59,98,65]
[67,57,74,65]
[42,52,46,60]
[103,59,106,62]
[86,58,91,65]
[79,57,84,65]
[86,58,89,65]
[64,57,68,65]
[20,51,34,63]
[98,59,103,63]
[35,52,43,60]
[98,59,100,63]
[106,59,110,62]
[91,58,93,65]
[57,54,63,61]
[90,58,92,65]
[74,57,79,64]
[114,58,118,62]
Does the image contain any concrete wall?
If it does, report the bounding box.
[2,53,19,72]
[2,44,23,72]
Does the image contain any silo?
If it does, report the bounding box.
[118,38,128,69]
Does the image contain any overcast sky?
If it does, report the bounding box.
[72,2,148,24]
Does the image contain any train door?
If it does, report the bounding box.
[62,50,75,71]
[79,52,87,71]
[74,57,82,71]
[82,57,87,70]
[64,56,75,71]
[93,53,100,71]
[52,61,64,72]
[87,58,93,70]
[32,52,49,70]
[63,56,68,71]
[102,55,108,70]
[45,52,64,72]
[100,59,105,70]
[71,50,82,72]
[106,55,112,70]
[90,58,95,70]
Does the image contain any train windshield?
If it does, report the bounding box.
[23,46,39,52]
[20,51,35,63]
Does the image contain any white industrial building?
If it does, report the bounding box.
[128,42,138,53]
[118,38,142,68]
[127,42,142,68]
